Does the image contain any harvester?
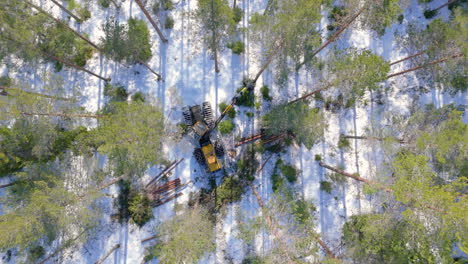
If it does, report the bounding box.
[182,81,255,172]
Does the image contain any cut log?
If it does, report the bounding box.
[235,132,265,147]
[152,192,183,207]
[145,158,184,188]
[95,244,120,264]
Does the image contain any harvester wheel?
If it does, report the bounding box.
[202,102,214,128]
[194,148,206,165]
[214,141,225,157]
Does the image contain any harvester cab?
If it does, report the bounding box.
[182,80,255,173]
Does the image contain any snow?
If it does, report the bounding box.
[1,0,466,263]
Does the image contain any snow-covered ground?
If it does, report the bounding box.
[1,0,466,263]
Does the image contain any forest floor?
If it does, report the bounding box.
[0,0,466,263]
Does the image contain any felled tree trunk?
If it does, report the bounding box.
[134,0,168,42]
[387,53,463,79]
[50,0,83,22]
[95,244,120,264]
[342,135,405,144]
[0,86,74,101]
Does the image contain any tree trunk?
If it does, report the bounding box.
[342,135,405,144]
[288,82,333,104]
[0,182,17,189]
[95,244,120,264]
[50,0,83,22]
[141,234,159,243]
[432,0,459,11]
[98,174,128,191]
[145,158,184,188]
[319,161,392,193]
[0,86,74,101]
[27,2,163,81]
[41,50,111,82]
[27,1,101,51]
[137,60,163,80]
[233,0,237,9]
[387,53,463,79]
[389,51,425,66]
[15,111,102,119]
[214,47,220,73]
[297,5,366,69]
[253,55,273,83]
[134,0,168,42]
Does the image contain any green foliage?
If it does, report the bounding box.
[28,245,45,262]
[162,0,174,10]
[81,102,165,176]
[218,119,235,135]
[271,172,284,192]
[131,92,145,103]
[219,101,236,118]
[424,9,438,19]
[242,255,266,264]
[414,109,467,176]
[362,183,380,195]
[314,154,322,161]
[343,214,437,263]
[0,165,97,253]
[262,102,327,149]
[216,176,245,205]
[358,0,403,35]
[245,112,254,118]
[260,85,272,101]
[338,136,351,149]
[236,151,258,181]
[320,181,333,194]
[40,24,94,68]
[227,41,245,54]
[77,8,91,21]
[280,164,298,183]
[128,193,153,227]
[197,0,236,60]
[98,0,111,8]
[235,86,255,107]
[165,15,175,29]
[331,49,390,98]
[0,75,12,86]
[101,18,152,64]
[233,6,243,24]
[397,14,404,24]
[292,199,316,224]
[151,206,215,264]
[0,119,87,177]
[104,83,128,103]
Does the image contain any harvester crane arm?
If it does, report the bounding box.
[201,81,255,140]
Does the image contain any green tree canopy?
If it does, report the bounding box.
[150,206,215,264]
[80,101,165,176]
[262,102,327,149]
